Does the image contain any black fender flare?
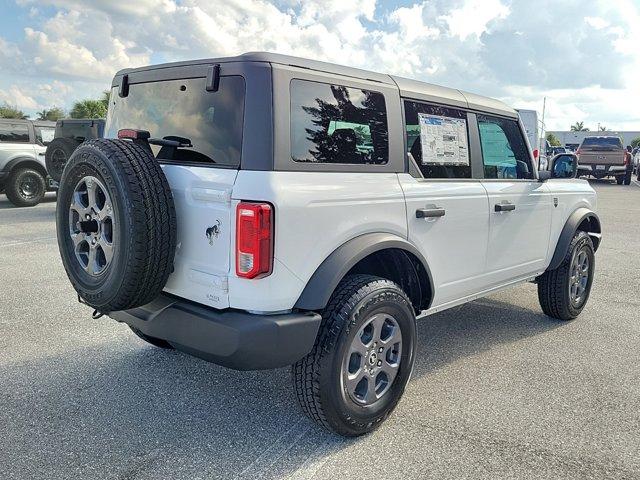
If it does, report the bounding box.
[294,232,434,311]
[547,208,601,271]
[3,156,48,178]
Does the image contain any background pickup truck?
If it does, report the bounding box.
[576,136,632,185]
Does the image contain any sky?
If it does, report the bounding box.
[0,0,639,131]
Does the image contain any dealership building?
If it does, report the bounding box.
[548,131,640,149]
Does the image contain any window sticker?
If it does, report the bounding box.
[418,113,469,166]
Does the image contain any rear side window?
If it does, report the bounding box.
[580,137,623,149]
[478,115,533,180]
[290,79,388,165]
[35,126,55,145]
[0,123,29,143]
[404,101,471,179]
[105,76,245,167]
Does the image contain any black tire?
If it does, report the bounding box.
[5,167,46,207]
[538,231,595,321]
[292,274,417,437]
[637,168,640,182]
[45,137,81,182]
[616,175,624,185]
[56,139,177,313]
[129,326,174,349]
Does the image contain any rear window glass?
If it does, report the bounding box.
[56,123,95,141]
[35,126,55,145]
[105,76,245,167]
[290,79,388,165]
[580,137,623,149]
[0,123,29,143]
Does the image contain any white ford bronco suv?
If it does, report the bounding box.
[0,118,56,206]
[56,53,601,436]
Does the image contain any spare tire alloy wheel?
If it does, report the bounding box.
[69,176,114,276]
[50,147,67,180]
[46,137,80,183]
[56,139,177,314]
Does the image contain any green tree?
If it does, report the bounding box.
[0,103,28,119]
[570,121,589,132]
[36,106,65,121]
[631,137,640,149]
[546,132,561,146]
[100,90,110,111]
[70,99,107,119]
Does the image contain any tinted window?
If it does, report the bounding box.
[57,123,95,141]
[404,101,471,179]
[106,76,245,167]
[0,123,29,143]
[580,137,623,149]
[35,126,55,145]
[478,115,533,180]
[291,79,388,164]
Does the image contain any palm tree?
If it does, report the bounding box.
[570,121,589,132]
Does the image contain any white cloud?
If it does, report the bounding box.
[441,0,509,40]
[0,85,39,110]
[1,0,639,131]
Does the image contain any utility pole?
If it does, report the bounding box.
[539,96,546,154]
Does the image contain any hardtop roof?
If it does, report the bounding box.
[114,51,517,118]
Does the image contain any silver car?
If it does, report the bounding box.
[0,119,55,206]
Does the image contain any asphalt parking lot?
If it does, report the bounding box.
[1,181,639,480]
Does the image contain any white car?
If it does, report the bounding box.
[0,119,55,206]
[55,53,601,436]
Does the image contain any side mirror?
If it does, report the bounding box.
[550,153,578,179]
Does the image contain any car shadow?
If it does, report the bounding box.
[0,192,57,210]
[2,297,561,479]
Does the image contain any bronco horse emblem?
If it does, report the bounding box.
[205,220,222,245]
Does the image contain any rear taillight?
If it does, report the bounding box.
[235,202,273,279]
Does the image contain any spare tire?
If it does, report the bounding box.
[46,137,81,182]
[56,139,177,313]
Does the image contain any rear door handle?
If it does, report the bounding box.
[495,202,516,212]
[416,206,445,218]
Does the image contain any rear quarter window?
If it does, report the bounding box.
[290,79,388,165]
[0,123,30,143]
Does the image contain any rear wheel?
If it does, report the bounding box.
[616,175,624,185]
[292,274,416,436]
[5,167,46,207]
[538,231,595,321]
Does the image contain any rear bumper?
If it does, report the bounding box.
[110,294,322,370]
[577,165,627,175]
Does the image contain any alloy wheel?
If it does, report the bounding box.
[343,313,403,406]
[68,176,114,276]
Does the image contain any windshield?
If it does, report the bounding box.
[580,137,623,149]
[35,126,55,145]
[105,76,245,167]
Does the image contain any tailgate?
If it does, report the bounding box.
[578,150,625,165]
[161,165,238,309]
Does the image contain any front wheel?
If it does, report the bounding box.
[538,231,595,321]
[5,167,46,207]
[292,274,416,436]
